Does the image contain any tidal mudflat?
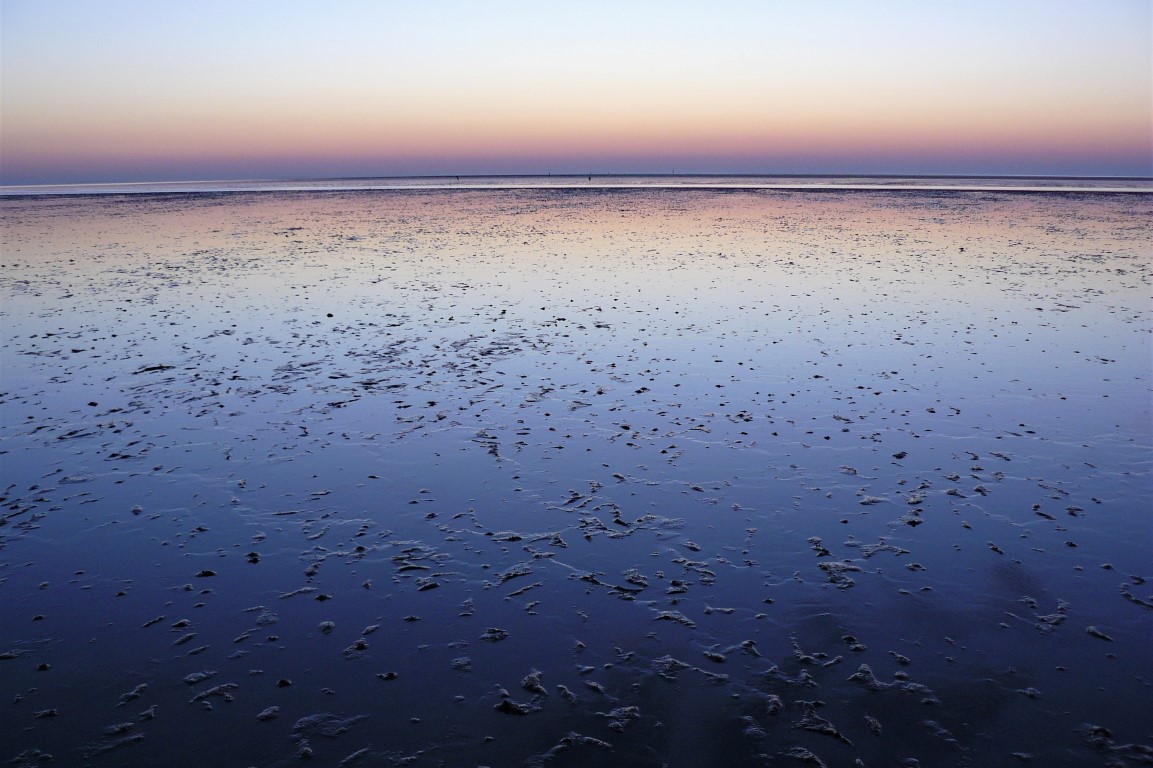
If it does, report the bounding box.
[1,187,1150,767]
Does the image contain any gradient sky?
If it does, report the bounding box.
[2,0,1151,184]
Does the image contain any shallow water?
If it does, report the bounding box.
[1,188,1150,767]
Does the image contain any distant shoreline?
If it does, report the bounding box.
[2,174,1151,197]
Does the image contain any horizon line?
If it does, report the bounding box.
[4,171,1153,191]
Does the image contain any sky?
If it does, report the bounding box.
[1,0,1150,185]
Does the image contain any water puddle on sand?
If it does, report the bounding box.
[1,189,1150,767]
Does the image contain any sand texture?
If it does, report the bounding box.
[1,188,1150,767]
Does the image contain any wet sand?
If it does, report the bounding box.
[1,188,1150,767]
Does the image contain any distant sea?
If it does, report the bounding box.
[2,173,1151,196]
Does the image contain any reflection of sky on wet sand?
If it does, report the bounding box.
[0,189,1150,767]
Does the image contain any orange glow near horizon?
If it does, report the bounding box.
[9,104,1145,169]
